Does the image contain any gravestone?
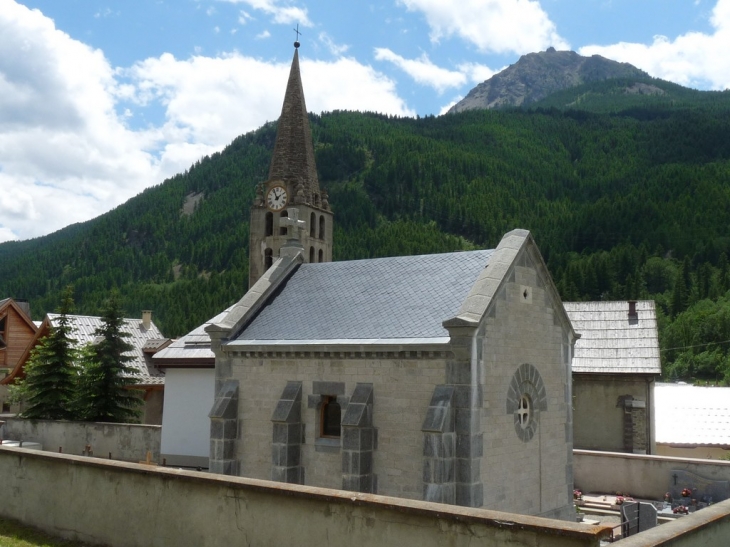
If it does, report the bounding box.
[621,501,657,537]
[669,469,730,504]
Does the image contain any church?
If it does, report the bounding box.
[201,42,576,520]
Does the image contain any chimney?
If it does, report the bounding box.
[628,300,638,322]
[142,310,152,330]
[15,299,31,320]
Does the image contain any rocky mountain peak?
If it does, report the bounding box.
[448,49,648,113]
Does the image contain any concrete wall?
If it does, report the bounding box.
[573,375,655,453]
[160,368,214,467]
[0,445,612,547]
[656,444,730,461]
[0,418,160,462]
[479,249,574,520]
[574,449,730,501]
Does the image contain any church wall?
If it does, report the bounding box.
[228,353,447,499]
[479,255,573,520]
[573,375,654,454]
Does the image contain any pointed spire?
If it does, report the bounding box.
[267,45,321,207]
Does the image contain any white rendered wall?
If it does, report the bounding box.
[160,368,214,467]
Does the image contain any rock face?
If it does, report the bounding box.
[448,48,648,113]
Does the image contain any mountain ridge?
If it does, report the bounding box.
[449,48,650,113]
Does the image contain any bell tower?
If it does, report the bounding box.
[248,40,333,288]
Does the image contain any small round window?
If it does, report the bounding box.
[506,364,547,443]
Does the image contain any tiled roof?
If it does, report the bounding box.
[655,383,730,446]
[48,314,165,386]
[564,301,661,374]
[234,250,494,344]
[154,307,232,363]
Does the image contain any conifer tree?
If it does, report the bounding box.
[74,291,141,423]
[21,285,78,420]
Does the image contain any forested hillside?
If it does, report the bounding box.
[2,85,730,383]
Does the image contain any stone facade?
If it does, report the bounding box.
[207,230,577,520]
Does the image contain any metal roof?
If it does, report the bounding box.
[233,249,494,344]
[655,383,730,446]
[154,307,232,363]
[48,314,165,386]
[564,301,661,374]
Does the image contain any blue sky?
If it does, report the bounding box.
[1,0,729,243]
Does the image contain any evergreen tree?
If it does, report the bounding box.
[74,291,141,423]
[21,286,79,420]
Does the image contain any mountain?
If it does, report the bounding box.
[3,93,730,381]
[448,48,649,113]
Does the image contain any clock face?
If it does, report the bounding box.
[266,185,288,211]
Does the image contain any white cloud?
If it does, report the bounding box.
[0,2,412,242]
[374,48,466,94]
[457,61,498,84]
[319,32,349,56]
[580,0,730,90]
[439,97,461,115]
[220,0,312,27]
[397,0,568,54]
[256,30,271,39]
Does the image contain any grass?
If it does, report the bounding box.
[0,518,95,547]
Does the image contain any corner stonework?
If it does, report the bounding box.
[209,379,239,476]
[341,383,377,493]
[271,381,305,484]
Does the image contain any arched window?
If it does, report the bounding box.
[279,210,288,236]
[265,212,274,236]
[320,396,341,438]
[309,246,315,263]
[310,212,316,238]
[318,249,323,263]
[264,248,273,269]
[319,215,325,239]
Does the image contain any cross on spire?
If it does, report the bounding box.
[293,24,301,48]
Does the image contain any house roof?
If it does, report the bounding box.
[655,383,730,447]
[48,314,166,386]
[230,249,494,345]
[154,307,233,366]
[564,300,661,374]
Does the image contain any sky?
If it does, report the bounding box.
[1,0,729,244]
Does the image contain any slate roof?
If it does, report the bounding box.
[232,249,494,344]
[154,307,232,364]
[655,383,730,446]
[48,314,166,386]
[564,301,661,374]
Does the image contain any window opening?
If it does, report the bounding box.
[318,249,324,263]
[310,212,316,238]
[320,396,341,438]
[265,212,274,236]
[309,246,315,263]
[319,215,325,239]
[517,395,531,430]
[264,248,273,269]
[280,211,288,235]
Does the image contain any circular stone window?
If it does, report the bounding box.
[506,364,547,442]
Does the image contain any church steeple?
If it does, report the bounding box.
[248,42,334,288]
[267,45,322,207]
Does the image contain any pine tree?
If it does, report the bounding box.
[21,285,78,420]
[74,291,141,423]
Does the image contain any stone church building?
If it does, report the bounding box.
[204,43,576,520]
